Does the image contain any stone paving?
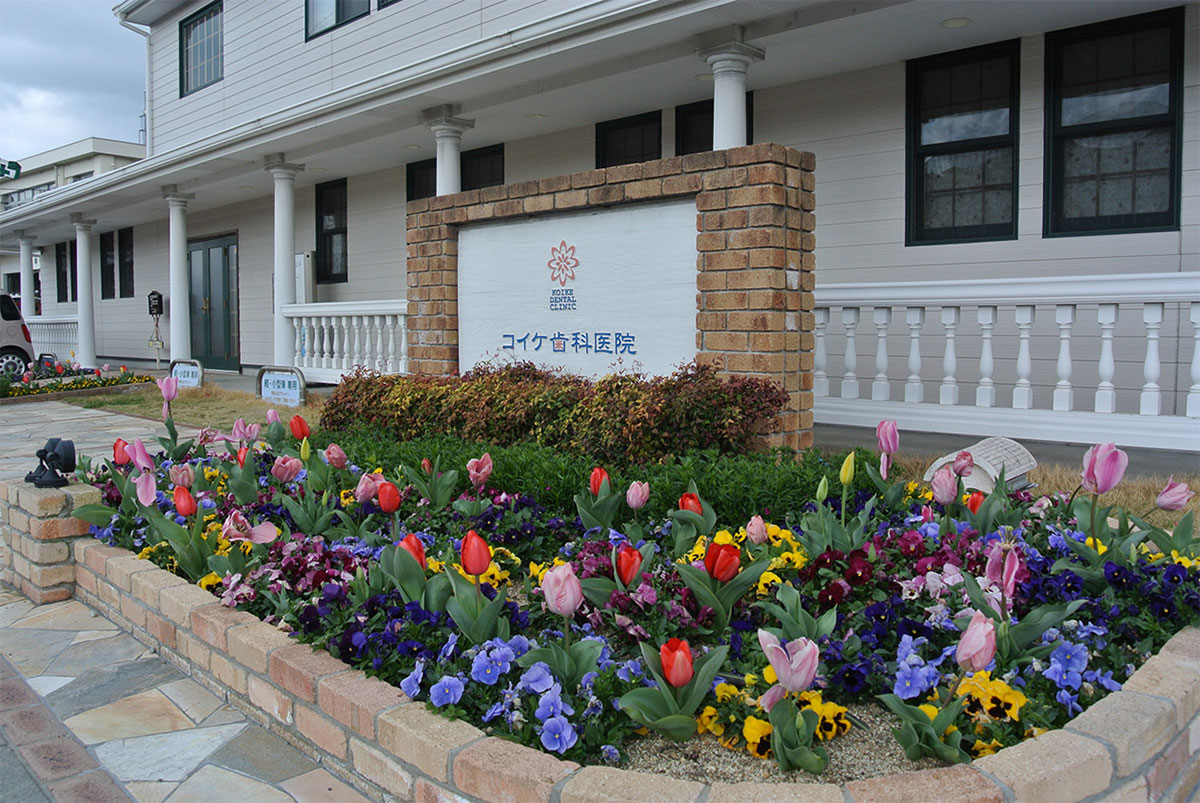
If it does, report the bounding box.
[0,589,369,802]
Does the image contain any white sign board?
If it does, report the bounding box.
[458,200,696,378]
[168,359,203,388]
[256,367,306,407]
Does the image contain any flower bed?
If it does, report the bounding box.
[36,406,1200,798]
[0,363,153,400]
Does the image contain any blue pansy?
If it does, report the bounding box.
[430,676,465,707]
[539,715,578,754]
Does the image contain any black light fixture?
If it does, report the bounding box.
[25,438,76,488]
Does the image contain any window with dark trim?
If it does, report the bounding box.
[306,0,369,40]
[596,111,661,168]
[100,232,116,300]
[180,1,223,97]
[675,94,754,156]
[378,0,401,7]
[406,145,505,201]
[55,242,77,303]
[118,228,134,298]
[906,40,1019,245]
[1044,8,1183,236]
[316,179,348,284]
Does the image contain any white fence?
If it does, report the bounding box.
[813,273,1200,451]
[26,316,79,365]
[282,300,408,385]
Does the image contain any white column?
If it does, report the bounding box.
[840,306,860,399]
[904,307,925,403]
[427,112,475,196]
[164,187,194,361]
[1188,302,1200,418]
[976,305,997,408]
[70,215,96,367]
[1013,305,1036,409]
[1053,304,1076,412]
[939,306,960,406]
[700,41,764,150]
[813,307,829,397]
[15,231,36,319]
[1140,302,1164,416]
[266,154,304,366]
[871,306,891,401]
[1094,304,1119,414]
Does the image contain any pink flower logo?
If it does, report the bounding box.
[548,240,579,286]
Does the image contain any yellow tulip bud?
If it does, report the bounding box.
[816,475,829,503]
[300,437,311,462]
[839,451,856,486]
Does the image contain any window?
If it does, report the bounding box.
[180,2,223,96]
[55,242,77,303]
[378,0,401,7]
[306,0,369,39]
[68,172,93,183]
[596,111,661,168]
[101,232,115,299]
[675,94,754,156]
[406,145,505,201]
[316,179,347,284]
[1044,8,1182,235]
[118,228,134,298]
[906,41,1018,245]
[2,181,55,210]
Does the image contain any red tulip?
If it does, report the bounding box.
[399,533,426,570]
[421,458,433,474]
[236,446,249,468]
[173,485,197,517]
[589,467,609,497]
[659,638,694,687]
[704,542,740,582]
[378,481,401,514]
[113,438,130,466]
[966,491,986,514]
[460,530,491,576]
[616,544,643,586]
[678,492,703,516]
[289,414,310,440]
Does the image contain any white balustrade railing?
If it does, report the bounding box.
[26,316,78,364]
[813,273,1200,451]
[282,300,408,384]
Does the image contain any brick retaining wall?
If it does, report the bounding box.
[2,478,1198,802]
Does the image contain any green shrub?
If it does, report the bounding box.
[319,362,789,465]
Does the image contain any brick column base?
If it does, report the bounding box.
[0,479,98,604]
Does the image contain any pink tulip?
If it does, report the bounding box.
[541,563,583,618]
[466,452,493,491]
[127,438,155,473]
[745,515,768,545]
[1156,477,1194,511]
[266,408,281,425]
[168,464,194,488]
[222,510,278,544]
[952,451,974,477]
[626,481,650,510]
[984,542,1020,598]
[931,466,957,506]
[229,418,261,446]
[355,472,388,503]
[324,443,348,469]
[757,629,819,712]
[880,453,892,481]
[921,505,935,523]
[876,420,899,455]
[1081,442,1128,495]
[956,610,996,672]
[197,427,220,446]
[135,472,157,506]
[157,376,178,419]
[271,456,304,483]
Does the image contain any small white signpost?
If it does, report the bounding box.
[256,366,306,407]
[168,359,204,388]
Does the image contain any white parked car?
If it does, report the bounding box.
[0,290,34,375]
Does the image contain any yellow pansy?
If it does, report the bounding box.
[756,571,782,597]
[198,572,221,590]
[1085,536,1108,555]
[762,664,777,685]
[743,716,773,759]
[714,683,740,703]
[744,673,759,688]
[972,738,1004,757]
[696,706,725,736]
[713,530,736,545]
[813,700,851,741]
[427,558,445,573]
[918,703,958,735]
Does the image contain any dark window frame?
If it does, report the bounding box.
[674,93,754,156]
[406,144,505,202]
[305,0,370,41]
[596,111,662,169]
[905,39,1020,246]
[118,227,134,298]
[1042,7,1183,237]
[100,232,116,300]
[55,242,78,303]
[315,178,348,285]
[179,1,223,98]
[378,0,402,8]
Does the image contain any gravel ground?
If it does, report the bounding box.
[622,703,941,785]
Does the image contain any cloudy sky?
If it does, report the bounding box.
[0,0,146,160]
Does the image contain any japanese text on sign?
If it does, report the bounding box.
[501,331,636,354]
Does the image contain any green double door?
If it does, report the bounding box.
[188,235,239,371]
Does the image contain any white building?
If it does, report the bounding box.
[0,0,1195,448]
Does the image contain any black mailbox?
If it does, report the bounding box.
[148,290,164,317]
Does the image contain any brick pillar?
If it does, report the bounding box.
[405,199,462,376]
[0,479,98,604]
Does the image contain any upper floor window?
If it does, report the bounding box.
[596,111,661,168]
[2,182,55,210]
[906,40,1019,245]
[406,145,505,201]
[68,172,93,183]
[306,0,369,39]
[180,1,223,97]
[316,179,348,284]
[1044,8,1183,236]
[675,95,754,156]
